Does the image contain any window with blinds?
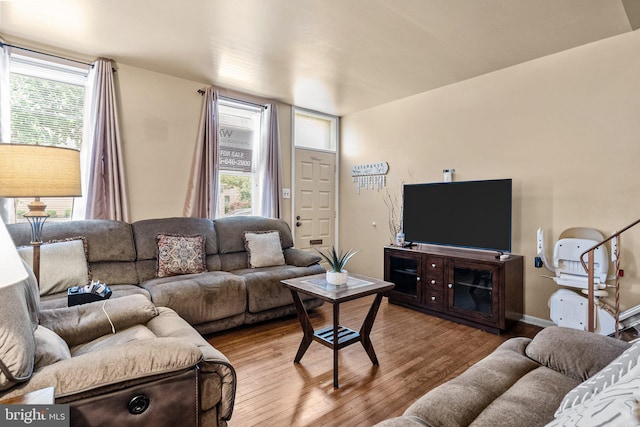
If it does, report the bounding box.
[9,53,89,221]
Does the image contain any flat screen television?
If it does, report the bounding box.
[402,179,512,253]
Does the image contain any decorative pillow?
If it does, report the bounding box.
[243,230,285,268]
[0,266,38,391]
[18,236,91,296]
[548,358,640,426]
[33,325,71,370]
[156,233,206,278]
[555,340,640,416]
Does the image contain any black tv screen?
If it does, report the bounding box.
[402,179,512,252]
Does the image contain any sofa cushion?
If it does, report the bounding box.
[555,340,640,416]
[142,271,246,325]
[132,217,218,261]
[39,294,158,347]
[7,220,136,263]
[472,366,579,427]
[18,237,90,296]
[244,230,285,268]
[402,337,540,426]
[526,326,629,382]
[33,325,71,370]
[233,265,324,313]
[0,263,38,391]
[214,216,294,254]
[156,233,207,277]
[547,358,640,426]
[38,284,150,311]
[71,324,157,356]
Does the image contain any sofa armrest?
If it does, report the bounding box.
[145,307,236,421]
[7,338,201,399]
[39,294,157,346]
[283,248,321,267]
[525,326,630,382]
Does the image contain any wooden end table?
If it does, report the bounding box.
[281,273,394,389]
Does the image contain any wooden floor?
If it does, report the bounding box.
[206,297,541,427]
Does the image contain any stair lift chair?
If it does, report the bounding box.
[537,227,618,335]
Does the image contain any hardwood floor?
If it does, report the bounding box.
[206,297,541,427]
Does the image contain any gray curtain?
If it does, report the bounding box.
[0,41,14,224]
[83,58,130,221]
[184,87,219,218]
[258,104,283,218]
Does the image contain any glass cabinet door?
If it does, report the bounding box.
[384,250,422,304]
[447,261,499,322]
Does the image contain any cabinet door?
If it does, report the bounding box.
[446,260,501,326]
[384,249,423,304]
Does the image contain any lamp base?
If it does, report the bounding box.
[23,197,49,286]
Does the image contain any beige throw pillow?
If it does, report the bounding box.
[244,230,285,268]
[18,237,90,296]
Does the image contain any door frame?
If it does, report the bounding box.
[290,107,340,250]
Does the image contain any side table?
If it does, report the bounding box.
[281,273,394,389]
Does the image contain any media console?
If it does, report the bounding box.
[384,245,523,334]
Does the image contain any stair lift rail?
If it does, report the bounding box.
[580,218,640,338]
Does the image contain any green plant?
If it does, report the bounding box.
[315,247,359,272]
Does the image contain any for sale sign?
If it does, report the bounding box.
[219,125,253,173]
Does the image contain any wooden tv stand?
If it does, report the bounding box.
[384,245,523,334]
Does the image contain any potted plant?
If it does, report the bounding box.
[315,247,359,286]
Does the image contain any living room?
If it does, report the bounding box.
[2,1,640,426]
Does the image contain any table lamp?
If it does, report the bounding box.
[0,143,81,284]
[0,218,28,288]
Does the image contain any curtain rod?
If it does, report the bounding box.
[1,42,93,67]
[197,89,267,110]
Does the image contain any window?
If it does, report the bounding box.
[217,99,263,217]
[9,53,89,222]
[293,108,338,152]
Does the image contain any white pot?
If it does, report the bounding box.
[326,270,348,286]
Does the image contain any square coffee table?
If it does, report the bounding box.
[281,273,394,389]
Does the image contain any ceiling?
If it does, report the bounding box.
[1,0,639,116]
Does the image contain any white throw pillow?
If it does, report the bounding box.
[547,358,640,426]
[18,237,90,296]
[555,341,640,416]
[243,230,285,268]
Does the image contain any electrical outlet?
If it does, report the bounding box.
[283,188,291,199]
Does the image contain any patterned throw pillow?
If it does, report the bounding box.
[555,341,640,416]
[156,234,206,278]
[243,230,285,268]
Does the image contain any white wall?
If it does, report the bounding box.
[339,31,640,321]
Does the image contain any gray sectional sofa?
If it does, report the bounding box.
[3,215,324,427]
[7,216,325,334]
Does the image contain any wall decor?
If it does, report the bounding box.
[352,162,389,193]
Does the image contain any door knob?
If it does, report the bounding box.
[296,222,301,227]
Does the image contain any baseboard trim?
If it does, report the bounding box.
[520,315,555,328]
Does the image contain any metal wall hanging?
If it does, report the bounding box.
[351,162,389,193]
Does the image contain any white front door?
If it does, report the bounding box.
[293,148,336,254]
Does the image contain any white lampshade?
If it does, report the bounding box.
[0,143,81,197]
[0,218,28,288]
